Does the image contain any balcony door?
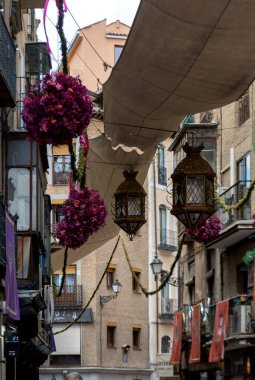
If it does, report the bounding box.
[237,154,251,219]
[159,205,167,245]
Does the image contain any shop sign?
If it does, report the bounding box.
[53,308,93,323]
[155,353,174,377]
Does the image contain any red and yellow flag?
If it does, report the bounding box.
[209,299,229,362]
[170,310,183,365]
[189,304,201,363]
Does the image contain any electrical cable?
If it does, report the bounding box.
[41,9,102,84]
[67,7,113,70]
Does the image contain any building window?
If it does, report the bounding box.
[236,263,248,294]
[132,269,141,293]
[53,155,71,185]
[158,145,167,186]
[133,327,141,349]
[161,282,170,300]
[237,154,250,183]
[159,204,167,246]
[161,335,171,353]
[188,259,195,303]
[238,90,250,126]
[207,276,215,303]
[7,137,45,234]
[106,267,115,289]
[114,45,123,64]
[107,325,116,347]
[52,204,65,234]
[54,265,76,293]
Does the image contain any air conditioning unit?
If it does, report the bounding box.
[161,298,174,315]
[233,305,252,334]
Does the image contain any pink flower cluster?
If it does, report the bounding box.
[187,213,222,244]
[22,73,93,146]
[56,188,107,249]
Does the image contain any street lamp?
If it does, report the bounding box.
[150,256,163,354]
[100,279,122,307]
[150,257,163,279]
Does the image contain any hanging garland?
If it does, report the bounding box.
[54,234,185,335]
[121,235,184,297]
[54,235,121,335]
[214,178,255,212]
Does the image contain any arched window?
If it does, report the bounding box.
[159,204,167,245]
[158,145,167,185]
[161,335,171,353]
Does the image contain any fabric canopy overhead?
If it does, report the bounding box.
[52,0,255,269]
[104,0,255,149]
[51,135,155,270]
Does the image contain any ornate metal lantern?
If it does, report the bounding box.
[171,142,216,229]
[114,170,147,240]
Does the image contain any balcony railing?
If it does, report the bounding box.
[54,285,83,309]
[218,181,252,229]
[160,298,177,320]
[0,14,16,106]
[158,229,177,251]
[204,296,253,338]
[158,166,167,186]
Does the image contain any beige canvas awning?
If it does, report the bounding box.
[51,0,255,269]
[104,0,255,149]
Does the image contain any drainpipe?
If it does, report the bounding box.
[153,159,159,354]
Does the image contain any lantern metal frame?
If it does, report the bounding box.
[170,142,216,229]
[113,170,147,240]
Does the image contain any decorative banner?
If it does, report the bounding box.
[253,259,255,320]
[5,210,20,320]
[189,304,201,363]
[170,310,182,365]
[209,299,229,362]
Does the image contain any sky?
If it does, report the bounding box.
[36,0,141,69]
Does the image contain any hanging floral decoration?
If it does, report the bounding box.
[186,213,222,244]
[22,72,93,146]
[56,188,107,249]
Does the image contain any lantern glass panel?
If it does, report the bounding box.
[188,212,202,226]
[173,182,182,206]
[186,176,205,205]
[116,195,126,217]
[127,195,141,216]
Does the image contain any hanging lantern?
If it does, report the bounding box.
[113,170,147,240]
[170,142,216,229]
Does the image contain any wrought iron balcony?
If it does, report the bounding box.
[160,298,177,320]
[54,285,83,309]
[204,295,253,338]
[218,181,252,229]
[158,166,167,186]
[0,14,16,107]
[158,229,177,251]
